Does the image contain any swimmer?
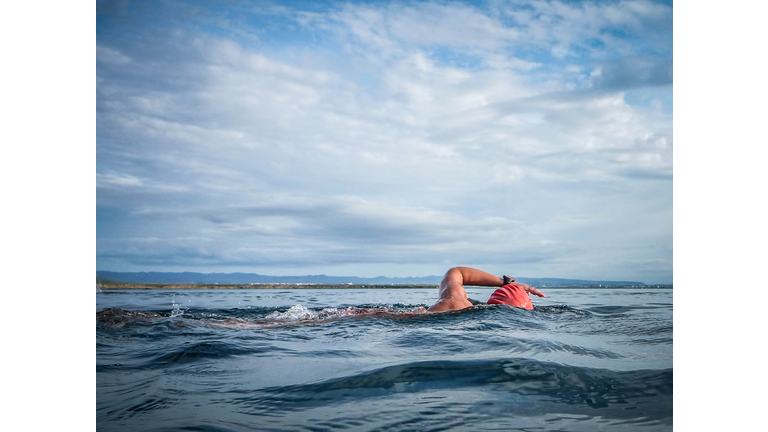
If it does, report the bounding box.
[96,267,546,328]
[427,266,546,312]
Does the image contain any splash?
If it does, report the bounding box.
[262,305,427,324]
[265,304,321,321]
[170,295,186,318]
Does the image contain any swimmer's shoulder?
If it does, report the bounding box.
[427,297,474,312]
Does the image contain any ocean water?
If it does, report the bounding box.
[96,288,672,431]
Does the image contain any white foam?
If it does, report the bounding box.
[265,304,320,321]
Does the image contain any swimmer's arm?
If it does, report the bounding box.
[460,267,546,298]
[454,266,546,298]
[446,266,506,289]
[427,267,546,312]
[428,267,503,312]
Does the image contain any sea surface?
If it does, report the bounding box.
[96,287,672,431]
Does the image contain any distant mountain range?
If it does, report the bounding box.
[96,271,648,287]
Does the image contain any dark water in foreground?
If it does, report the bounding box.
[96,288,672,431]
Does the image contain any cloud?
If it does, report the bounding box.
[97,196,569,271]
[303,0,672,63]
[96,45,131,65]
[325,1,522,54]
[588,55,672,91]
[499,0,672,58]
[96,0,673,283]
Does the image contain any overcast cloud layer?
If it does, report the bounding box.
[96,0,672,283]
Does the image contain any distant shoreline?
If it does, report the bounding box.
[97,283,668,290]
[97,283,440,290]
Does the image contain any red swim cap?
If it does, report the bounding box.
[487,284,533,310]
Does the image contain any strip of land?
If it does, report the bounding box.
[97,283,667,290]
[97,283,439,290]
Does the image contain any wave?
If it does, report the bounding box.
[99,357,671,430]
[97,303,594,322]
[227,357,671,423]
[96,304,644,336]
[97,304,638,370]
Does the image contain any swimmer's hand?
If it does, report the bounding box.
[511,282,546,298]
[502,275,545,298]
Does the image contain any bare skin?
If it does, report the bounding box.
[427,267,546,312]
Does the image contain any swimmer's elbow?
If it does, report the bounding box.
[442,267,465,284]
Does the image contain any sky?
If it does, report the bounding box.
[96,0,673,283]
